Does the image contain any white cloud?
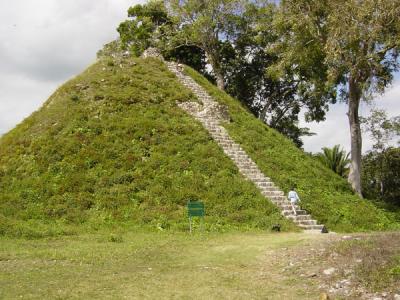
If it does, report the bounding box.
[0,0,399,155]
[300,79,400,154]
[0,0,144,134]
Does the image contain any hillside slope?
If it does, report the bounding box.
[0,57,295,237]
[0,55,397,237]
[184,66,398,232]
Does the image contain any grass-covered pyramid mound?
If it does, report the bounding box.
[0,54,397,237]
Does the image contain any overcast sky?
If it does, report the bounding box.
[0,0,144,137]
[0,1,399,154]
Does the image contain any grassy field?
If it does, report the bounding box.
[1,230,325,299]
[2,229,399,299]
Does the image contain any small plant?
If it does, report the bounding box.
[109,234,123,243]
[70,95,79,102]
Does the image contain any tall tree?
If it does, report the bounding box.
[221,2,317,147]
[361,109,400,196]
[271,0,400,196]
[118,0,174,56]
[167,0,248,90]
[361,109,400,152]
[362,148,400,206]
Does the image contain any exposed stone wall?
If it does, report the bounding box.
[141,48,164,60]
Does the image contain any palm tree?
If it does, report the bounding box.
[316,145,350,177]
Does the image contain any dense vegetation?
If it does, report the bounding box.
[118,0,400,196]
[362,148,400,208]
[184,66,398,232]
[0,56,297,238]
[0,53,398,237]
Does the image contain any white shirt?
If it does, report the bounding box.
[288,190,300,202]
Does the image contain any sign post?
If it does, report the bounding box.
[187,200,205,233]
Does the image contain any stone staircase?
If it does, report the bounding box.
[166,61,324,231]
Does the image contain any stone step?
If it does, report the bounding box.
[223,150,248,155]
[256,182,274,188]
[261,190,285,196]
[204,123,221,128]
[208,126,226,131]
[209,130,227,135]
[236,161,257,167]
[236,163,258,168]
[282,209,308,216]
[288,215,313,221]
[270,199,290,203]
[222,148,245,153]
[257,182,278,187]
[220,145,243,150]
[279,204,301,210]
[245,174,269,181]
[246,176,267,182]
[221,144,243,148]
[252,178,272,183]
[262,193,285,199]
[228,154,250,159]
[211,134,228,138]
[219,142,242,147]
[240,171,263,177]
[267,195,287,201]
[216,138,238,143]
[299,224,324,231]
[270,202,289,207]
[224,150,248,154]
[227,156,252,162]
[294,219,317,226]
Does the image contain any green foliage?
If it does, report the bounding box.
[117,1,319,146]
[271,0,400,194]
[0,53,398,236]
[361,109,400,206]
[0,56,295,237]
[167,0,250,89]
[315,145,350,178]
[221,2,317,148]
[184,65,398,232]
[361,108,400,152]
[362,148,400,206]
[118,1,173,56]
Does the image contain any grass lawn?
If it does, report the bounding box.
[0,230,323,299]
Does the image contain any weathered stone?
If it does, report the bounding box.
[141,47,164,60]
[323,267,336,275]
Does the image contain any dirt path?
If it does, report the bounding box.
[260,232,400,300]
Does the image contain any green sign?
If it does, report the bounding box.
[187,201,205,217]
[187,201,205,233]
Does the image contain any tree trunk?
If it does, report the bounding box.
[347,76,363,197]
[206,50,225,91]
[215,71,225,91]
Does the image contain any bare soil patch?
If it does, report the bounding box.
[263,232,400,299]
